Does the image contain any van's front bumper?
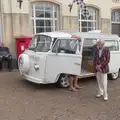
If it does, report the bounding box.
[21,73,46,84]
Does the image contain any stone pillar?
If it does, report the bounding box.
[62,16,78,32]
[101,18,111,34]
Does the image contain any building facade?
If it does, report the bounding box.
[0,0,120,58]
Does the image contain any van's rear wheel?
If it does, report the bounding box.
[57,74,69,88]
[108,72,119,80]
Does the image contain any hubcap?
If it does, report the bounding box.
[112,72,119,79]
[60,76,69,87]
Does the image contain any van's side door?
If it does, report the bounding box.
[45,38,83,83]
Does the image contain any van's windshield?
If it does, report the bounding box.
[28,35,52,52]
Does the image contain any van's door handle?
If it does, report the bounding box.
[74,62,80,65]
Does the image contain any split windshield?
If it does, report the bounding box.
[28,35,52,52]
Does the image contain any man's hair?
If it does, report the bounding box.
[97,39,105,45]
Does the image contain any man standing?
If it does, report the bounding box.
[68,38,81,92]
[93,39,110,101]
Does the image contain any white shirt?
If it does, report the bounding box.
[99,49,103,58]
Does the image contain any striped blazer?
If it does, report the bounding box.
[93,46,110,73]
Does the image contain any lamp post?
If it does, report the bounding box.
[17,0,23,9]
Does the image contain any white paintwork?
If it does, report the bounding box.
[35,32,72,38]
[88,30,101,33]
[18,31,120,84]
[45,53,82,83]
[22,50,47,84]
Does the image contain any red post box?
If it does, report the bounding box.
[15,36,32,59]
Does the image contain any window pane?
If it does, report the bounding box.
[54,11,57,18]
[30,35,52,52]
[81,14,87,20]
[112,11,120,23]
[88,22,94,27]
[95,11,98,20]
[36,20,44,26]
[88,28,92,31]
[35,36,52,52]
[105,40,119,51]
[82,28,87,32]
[35,4,44,10]
[60,39,81,54]
[88,14,94,20]
[82,21,87,27]
[55,20,58,30]
[52,39,81,54]
[36,27,44,33]
[45,11,53,18]
[35,11,44,17]
[45,3,53,11]
[45,20,53,26]
[46,27,52,32]
[54,5,58,12]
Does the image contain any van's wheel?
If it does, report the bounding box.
[57,74,69,88]
[108,72,119,80]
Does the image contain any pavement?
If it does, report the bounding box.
[0,72,120,120]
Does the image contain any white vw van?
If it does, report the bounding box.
[18,31,120,87]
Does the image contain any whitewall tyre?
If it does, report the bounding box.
[108,72,119,80]
[57,74,69,88]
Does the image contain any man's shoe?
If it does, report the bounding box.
[96,93,103,98]
[104,96,108,101]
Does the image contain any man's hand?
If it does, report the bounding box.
[96,65,102,72]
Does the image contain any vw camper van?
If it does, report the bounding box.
[18,31,120,87]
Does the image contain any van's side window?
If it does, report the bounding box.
[52,39,81,54]
[104,40,119,51]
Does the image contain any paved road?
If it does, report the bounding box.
[0,72,120,120]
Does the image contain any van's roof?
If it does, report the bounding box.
[72,32,119,40]
[35,31,119,40]
[36,32,72,38]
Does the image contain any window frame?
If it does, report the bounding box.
[51,38,81,55]
[31,2,59,34]
[78,7,99,32]
[28,35,52,52]
[111,10,120,24]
